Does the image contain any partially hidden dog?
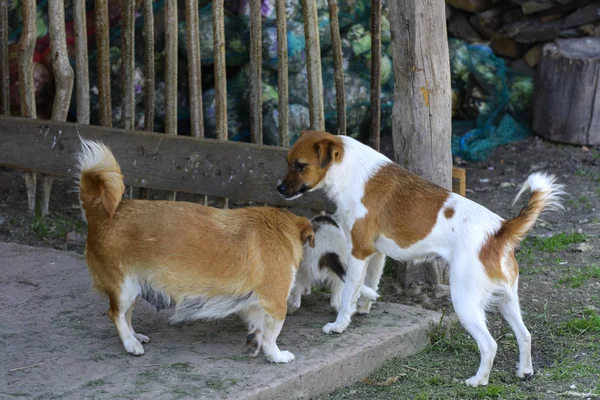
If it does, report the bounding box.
[76,139,316,363]
[287,214,379,315]
[277,130,564,386]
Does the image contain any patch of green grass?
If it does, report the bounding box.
[206,378,236,389]
[545,360,599,382]
[7,214,86,243]
[169,362,193,371]
[561,309,600,334]
[84,379,105,387]
[558,265,600,288]
[524,232,587,253]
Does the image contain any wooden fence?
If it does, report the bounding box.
[0,0,380,214]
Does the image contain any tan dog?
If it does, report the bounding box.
[277,131,563,385]
[77,139,314,363]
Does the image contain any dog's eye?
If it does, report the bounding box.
[294,162,305,173]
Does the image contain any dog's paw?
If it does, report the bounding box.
[356,301,372,315]
[465,376,488,387]
[134,333,150,343]
[124,338,145,356]
[322,321,347,334]
[516,367,534,379]
[267,350,295,363]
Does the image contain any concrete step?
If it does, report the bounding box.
[0,242,441,399]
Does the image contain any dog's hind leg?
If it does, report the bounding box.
[451,262,497,387]
[499,278,533,379]
[357,252,385,315]
[125,299,150,344]
[108,277,144,356]
[240,305,264,357]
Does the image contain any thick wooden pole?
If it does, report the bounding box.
[369,0,381,150]
[328,0,346,136]
[389,0,452,287]
[95,0,112,127]
[302,0,325,131]
[275,0,289,146]
[165,0,178,201]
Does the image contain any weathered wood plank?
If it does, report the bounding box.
[165,0,178,201]
[0,117,333,211]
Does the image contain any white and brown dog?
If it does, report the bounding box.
[77,139,316,363]
[287,214,379,315]
[277,131,563,386]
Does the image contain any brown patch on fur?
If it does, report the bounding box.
[444,207,455,219]
[350,163,449,260]
[279,131,344,197]
[479,190,547,283]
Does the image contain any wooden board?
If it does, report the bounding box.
[452,166,466,197]
[0,117,333,210]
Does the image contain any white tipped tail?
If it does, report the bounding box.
[502,172,565,250]
[76,139,125,219]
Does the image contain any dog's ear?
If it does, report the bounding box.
[298,218,316,248]
[314,138,340,168]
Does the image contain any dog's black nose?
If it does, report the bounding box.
[277,182,288,195]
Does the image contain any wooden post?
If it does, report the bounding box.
[328,0,346,136]
[302,0,325,131]
[74,0,90,124]
[388,0,452,287]
[139,0,155,200]
[249,0,263,145]
[19,0,37,215]
[0,0,9,116]
[165,0,178,201]
[275,0,289,146]
[533,38,600,146]
[47,0,74,216]
[95,0,112,127]
[121,0,135,130]
[369,0,381,150]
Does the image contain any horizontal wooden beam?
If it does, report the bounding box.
[0,117,333,210]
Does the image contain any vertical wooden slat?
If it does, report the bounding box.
[0,0,9,116]
[327,0,346,136]
[121,0,135,130]
[369,0,381,151]
[302,0,325,131]
[96,0,112,127]
[275,0,289,147]
[165,0,178,201]
[185,0,208,206]
[213,0,228,141]
[74,0,90,124]
[139,0,154,200]
[213,0,228,208]
[19,0,37,215]
[249,0,262,144]
[186,0,204,138]
[143,0,155,133]
[46,0,75,216]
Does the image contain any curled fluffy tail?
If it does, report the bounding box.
[76,139,125,219]
[502,172,564,250]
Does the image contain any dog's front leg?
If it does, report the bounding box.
[322,255,369,334]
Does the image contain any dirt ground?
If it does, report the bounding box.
[1,135,599,399]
